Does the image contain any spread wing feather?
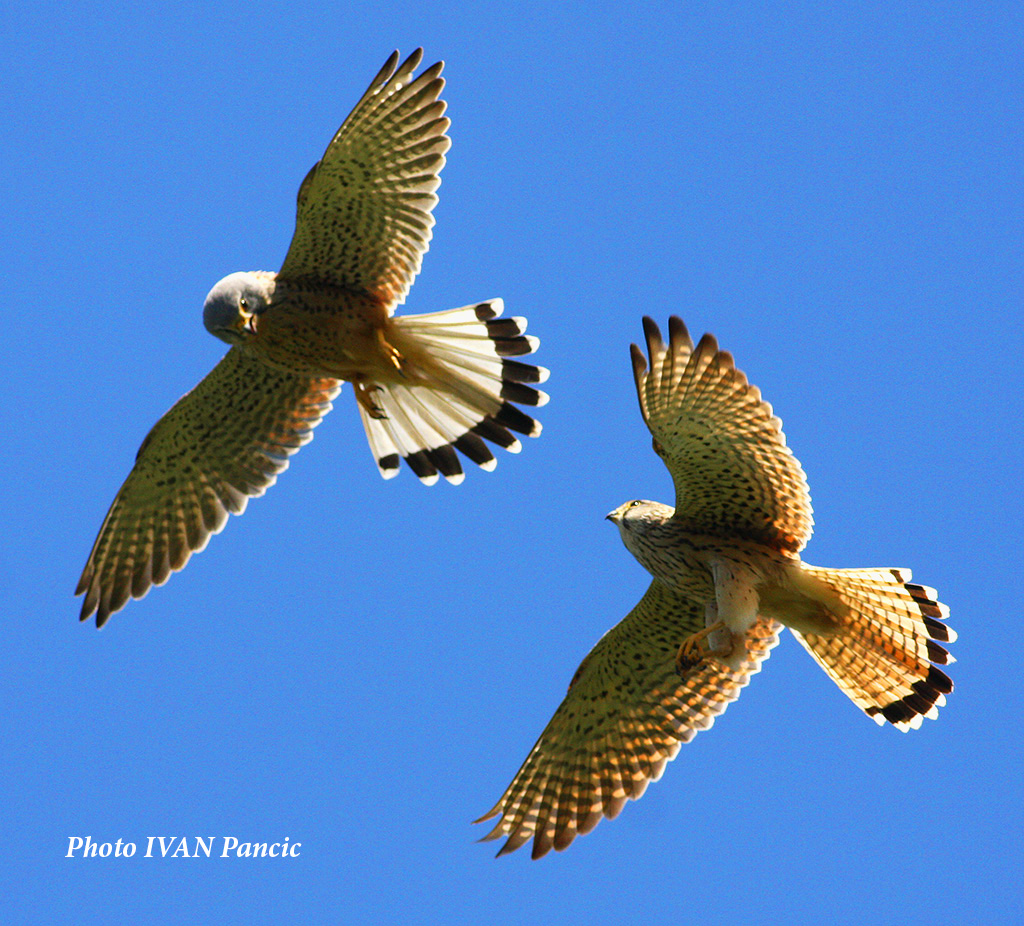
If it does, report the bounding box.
[279,49,450,308]
[632,316,814,553]
[476,581,781,857]
[76,349,339,626]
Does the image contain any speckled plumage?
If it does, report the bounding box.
[478,316,954,858]
[77,49,547,627]
[476,584,782,858]
[633,316,813,554]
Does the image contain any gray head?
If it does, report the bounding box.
[606,498,675,538]
[203,271,274,345]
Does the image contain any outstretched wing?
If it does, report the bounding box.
[278,49,450,308]
[475,581,781,858]
[632,316,814,554]
[76,349,339,627]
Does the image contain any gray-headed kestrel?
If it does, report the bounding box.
[477,316,954,858]
[76,49,548,627]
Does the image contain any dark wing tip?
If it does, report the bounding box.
[472,807,501,827]
[630,342,648,384]
[641,316,663,359]
[667,315,694,357]
[78,588,111,628]
[694,331,720,358]
[374,50,402,86]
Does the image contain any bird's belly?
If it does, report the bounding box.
[253,293,390,380]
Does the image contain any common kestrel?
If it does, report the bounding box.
[477,316,954,858]
[76,49,547,627]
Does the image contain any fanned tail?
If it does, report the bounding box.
[358,300,548,484]
[791,565,955,730]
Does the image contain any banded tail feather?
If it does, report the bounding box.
[359,299,548,484]
[791,565,955,730]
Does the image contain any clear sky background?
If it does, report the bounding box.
[3,3,1022,924]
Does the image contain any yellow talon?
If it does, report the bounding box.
[377,329,405,373]
[675,620,728,674]
[354,381,388,419]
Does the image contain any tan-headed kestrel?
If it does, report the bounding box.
[76,49,548,627]
[477,316,954,858]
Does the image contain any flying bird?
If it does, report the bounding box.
[76,49,547,627]
[477,316,953,858]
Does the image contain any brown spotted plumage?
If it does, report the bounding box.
[476,584,782,858]
[477,316,954,858]
[77,49,547,627]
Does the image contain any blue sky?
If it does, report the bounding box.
[3,2,1022,923]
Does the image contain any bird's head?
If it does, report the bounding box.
[203,272,274,345]
[606,499,675,539]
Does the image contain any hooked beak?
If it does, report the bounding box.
[606,508,622,524]
[234,313,257,335]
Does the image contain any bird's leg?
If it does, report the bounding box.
[710,559,761,634]
[675,594,748,674]
[376,328,405,375]
[353,380,388,419]
[351,328,410,418]
[675,620,729,674]
[680,559,763,673]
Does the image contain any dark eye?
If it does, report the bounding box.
[628,500,644,510]
[239,297,248,310]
